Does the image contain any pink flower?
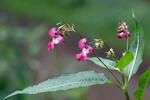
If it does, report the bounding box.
[48,27,66,51]
[76,52,87,62]
[78,38,87,49]
[48,42,55,51]
[124,31,130,38]
[76,38,94,61]
[53,35,65,44]
[117,21,130,39]
[117,31,130,39]
[82,45,94,55]
[85,45,94,54]
[117,32,125,39]
[48,27,57,38]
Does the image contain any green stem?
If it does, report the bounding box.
[94,53,122,86]
[123,88,130,100]
[107,81,121,89]
[121,72,125,85]
[75,31,122,86]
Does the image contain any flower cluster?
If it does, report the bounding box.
[76,38,94,61]
[117,21,130,39]
[48,27,65,51]
[48,21,131,62]
[48,23,75,51]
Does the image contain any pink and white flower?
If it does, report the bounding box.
[48,42,55,51]
[48,27,58,38]
[52,35,65,45]
[117,21,130,39]
[76,52,87,62]
[76,38,94,62]
[78,38,87,49]
[48,27,65,51]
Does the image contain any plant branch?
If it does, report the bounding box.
[94,53,122,86]
[123,88,130,100]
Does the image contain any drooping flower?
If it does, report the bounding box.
[76,38,94,62]
[117,21,130,39]
[48,35,65,51]
[76,52,87,61]
[48,27,65,51]
[48,27,58,38]
[117,32,125,39]
[52,35,65,45]
[78,38,87,49]
[48,42,55,51]
[124,31,130,39]
[48,23,75,51]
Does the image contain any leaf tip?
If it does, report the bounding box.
[132,9,136,18]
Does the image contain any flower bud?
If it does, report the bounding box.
[106,48,115,58]
[94,39,104,49]
[117,21,128,32]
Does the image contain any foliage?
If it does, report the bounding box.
[123,13,144,81]
[115,51,133,71]
[4,71,110,99]
[134,67,150,100]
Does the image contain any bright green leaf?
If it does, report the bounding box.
[123,12,144,81]
[134,67,150,100]
[87,57,119,71]
[115,51,134,71]
[4,70,110,99]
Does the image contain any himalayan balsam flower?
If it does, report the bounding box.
[48,27,65,51]
[117,21,130,39]
[76,38,94,61]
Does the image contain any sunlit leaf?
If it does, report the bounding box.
[115,51,133,71]
[4,70,110,99]
[134,67,150,100]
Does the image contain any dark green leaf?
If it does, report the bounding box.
[87,57,119,71]
[134,67,150,100]
[123,12,144,81]
[115,51,133,71]
[4,70,110,99]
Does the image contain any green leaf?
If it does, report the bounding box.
[123,12,144,81]
[4,70,110,99]
[115,51,134,71]
[134,67,150,100]
[87,57,119,71]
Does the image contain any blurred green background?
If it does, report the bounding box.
[0,0,150,100]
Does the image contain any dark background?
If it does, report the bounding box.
[0,0,150,100]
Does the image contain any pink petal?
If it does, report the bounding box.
[86,45,94,54]
[53,35,65,45]
[48,27,57,38]
[78,38,87,49]
[76,52,87,62]
[48,42,55,51]
[117,32,125,39]
[82,45,94,55]
[124,31,130,39]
